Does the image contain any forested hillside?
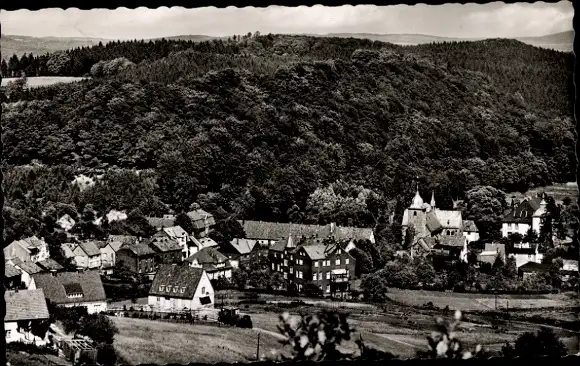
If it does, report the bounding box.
[1,34,576,247]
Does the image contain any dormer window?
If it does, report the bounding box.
[173,287,178,293]
[181,287,185,293]
[166,286,172,292]
[159,285,165,291]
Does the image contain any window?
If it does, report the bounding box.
[6,330,11,338]
[272,263,275,270]
[277,264,280,271]
[157,297,161,302]
[314,261,319,268]
[337,249,342,254]
[318,273,322,280]
[281,253,285,259]
[335,258,340,265]
[313,274,317,281]
[166,286,172,292]
[413,212,417,217]
[290,255,293,260]
[201,287,206,295]
[284,259,288,266]
[173,287,178,293]
[181,287,185,293]
[515,223,519,229]
[159,285,165,291]
[326,285,330,293]
[284,272,288,279]
[326,272,330,280]
[290,267,293,274]
[345,258,350,265]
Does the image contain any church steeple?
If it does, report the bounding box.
[430,191,436,209]
[410,181,424,209]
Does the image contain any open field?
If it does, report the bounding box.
[2,76,89,88]
[385,289,578,311]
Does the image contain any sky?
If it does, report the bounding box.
[0,1,573,40]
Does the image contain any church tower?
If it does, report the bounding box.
[403,183,428,241]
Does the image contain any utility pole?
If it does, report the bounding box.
[256,332,261,361]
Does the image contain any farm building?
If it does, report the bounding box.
[5,289,50,345]
[4,236,50,263]
[185,247,233,280]
[148,264,215,311]
[30,270,107,314]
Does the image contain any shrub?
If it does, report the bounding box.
[237,315,253,329]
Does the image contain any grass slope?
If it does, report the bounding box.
[1,34,113,60]
[1,76,89,87]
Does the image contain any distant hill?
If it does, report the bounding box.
[320,31,574,52]
[1,34,113,60]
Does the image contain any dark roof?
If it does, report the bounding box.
[503,198,542,223]
[31,270,107,304]
[187,209,216,229]
[462,220,479,232]
[519,262,551,273]
[5,262,22,278]
[119,242,157,257]
[425,212,443,233]
[106,235,138,252]
[5,289,50,321]
[302,244,329,261]
[79,241,102,257]
[36,258,64,272]
[229,238,257,255]
[63,282,84,295]
[143,236,182,253]
[186,247,228,264]
[149,264,205,299]
[239,220,331,241]
[12,258,44,274]
[332,226,374,241]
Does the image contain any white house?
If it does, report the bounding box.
[61,242,102,269]
[154,226,189,260]
[106,209,128,223]
[4,236,50,263]
[5,289,50,345]
[8,258,44,288]
[462,220,480,243]
[501,197,546,238]
[508,244,544,268]
[100,235,138,269]
[57,214,76,232]
[148,264,215,311]
[30,270,107,314]
[185,247,233,280]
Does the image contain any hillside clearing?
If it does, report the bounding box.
[1,76,89,87]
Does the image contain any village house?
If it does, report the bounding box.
[186,203,216,238]
[115,242,157,277]
[462,220,480,243]
[401,187,469,246]
[5,289,51,345]
[61,242,103,269]
[518,262,551,280]
[421,236,469,268]
[508,243,544,268]
[147,214,177,230]
[477,243,507,266]
[57,214,76,232]
[238,220,374,249]
[185,247,233,280]
[4,236,50,263]
[100,235,138,269]
[269,236,356,297]
[30,270,107,314]
[142,236,183,265]
[148,264,215,311]
[8,258,44,288]
[5,262,23,289]
[105,209,128,223]
[561,259,579,281]
[220,238,258,268]
[36,258,65,273]
[153,225,189,259]
[501,196,548,238]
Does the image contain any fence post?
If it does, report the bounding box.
[256,332,260,361]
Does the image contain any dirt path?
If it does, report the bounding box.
[252,327,286,340]
[370,333,423,350]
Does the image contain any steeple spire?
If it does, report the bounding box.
[430,191,436,208]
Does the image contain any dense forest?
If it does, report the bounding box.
[1,34,576,246]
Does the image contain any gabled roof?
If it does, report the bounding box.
[425,211,443,233]
[147,216,176,229]
[118,242,156,256]
[270,238,290,252]
[333,226,373,242]
[229,238,258,255]
[239,220,331,241]
[149,264,205,299]
[36,258,64,272]
[5,262,22,278]
[79,241,102,257]
[416,237,437,251]
[433,209,462,229]
[144,236,182,253]
[11,258,44,275]
[162,225,188,238]
[186,247,229,264]
[5,289,50,322]
[198,237,218,249]
[462,220,479,232]
[301,244,329,261]
[503,197,543,224]
[31,270,107,304]
[106,235,138,252]
[187,209,216,229]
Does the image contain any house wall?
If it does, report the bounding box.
[532,217,541,233]
[62,301,107,314]
[5,321,49,345]
[147,272,215,310]
[207,268,232,280]
[87,255,101,269]
[17,270,33,289]
[155,250,182,266]
[509,253,544,268]
[100,245,116,267]
[463,231,480,243]
[31,243,50,263]
[502,222,530,238]
[4,243,31,263]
